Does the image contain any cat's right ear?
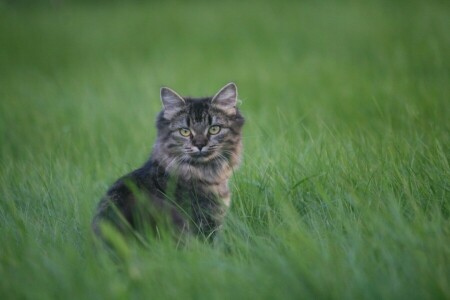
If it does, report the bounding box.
[211,82,237,115]
[160,87,185,119]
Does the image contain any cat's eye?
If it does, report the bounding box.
[179,128,191,137]
[208,125,221,135]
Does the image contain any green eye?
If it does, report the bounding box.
[179,128,191,137]
[208,125,221,135]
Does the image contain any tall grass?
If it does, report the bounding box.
[0,0,449,299]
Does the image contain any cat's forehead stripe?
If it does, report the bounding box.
[189,100,210,124]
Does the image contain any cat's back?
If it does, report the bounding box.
[92,160,168,235]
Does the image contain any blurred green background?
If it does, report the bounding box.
[0,0,449,299]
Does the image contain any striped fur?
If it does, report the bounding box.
[92,83,244,241]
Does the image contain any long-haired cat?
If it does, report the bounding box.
[92,83,245,242]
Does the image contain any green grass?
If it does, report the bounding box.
[1,0,449,299]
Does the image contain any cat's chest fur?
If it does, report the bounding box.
[173,177,230,235]
[175,178,230,204]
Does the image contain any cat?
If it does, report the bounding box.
[92,83,245,242]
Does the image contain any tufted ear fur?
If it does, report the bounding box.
[160,87,185,119]
[211,82,237,115]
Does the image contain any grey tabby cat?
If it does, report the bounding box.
[92,83,245,241]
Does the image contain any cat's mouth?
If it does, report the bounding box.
[191,151,211,157]
[189,150,215,162]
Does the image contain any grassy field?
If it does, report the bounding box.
[0,0,449,299]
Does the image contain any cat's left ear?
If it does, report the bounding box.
[211,82,237,115]
[160,87,185,119]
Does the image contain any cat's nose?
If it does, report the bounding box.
[193,136,207,152]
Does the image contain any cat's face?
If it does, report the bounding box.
[156,83,244,170]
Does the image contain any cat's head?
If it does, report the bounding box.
[155,83,245,175]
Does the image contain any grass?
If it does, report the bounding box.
[0,0,449,299]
